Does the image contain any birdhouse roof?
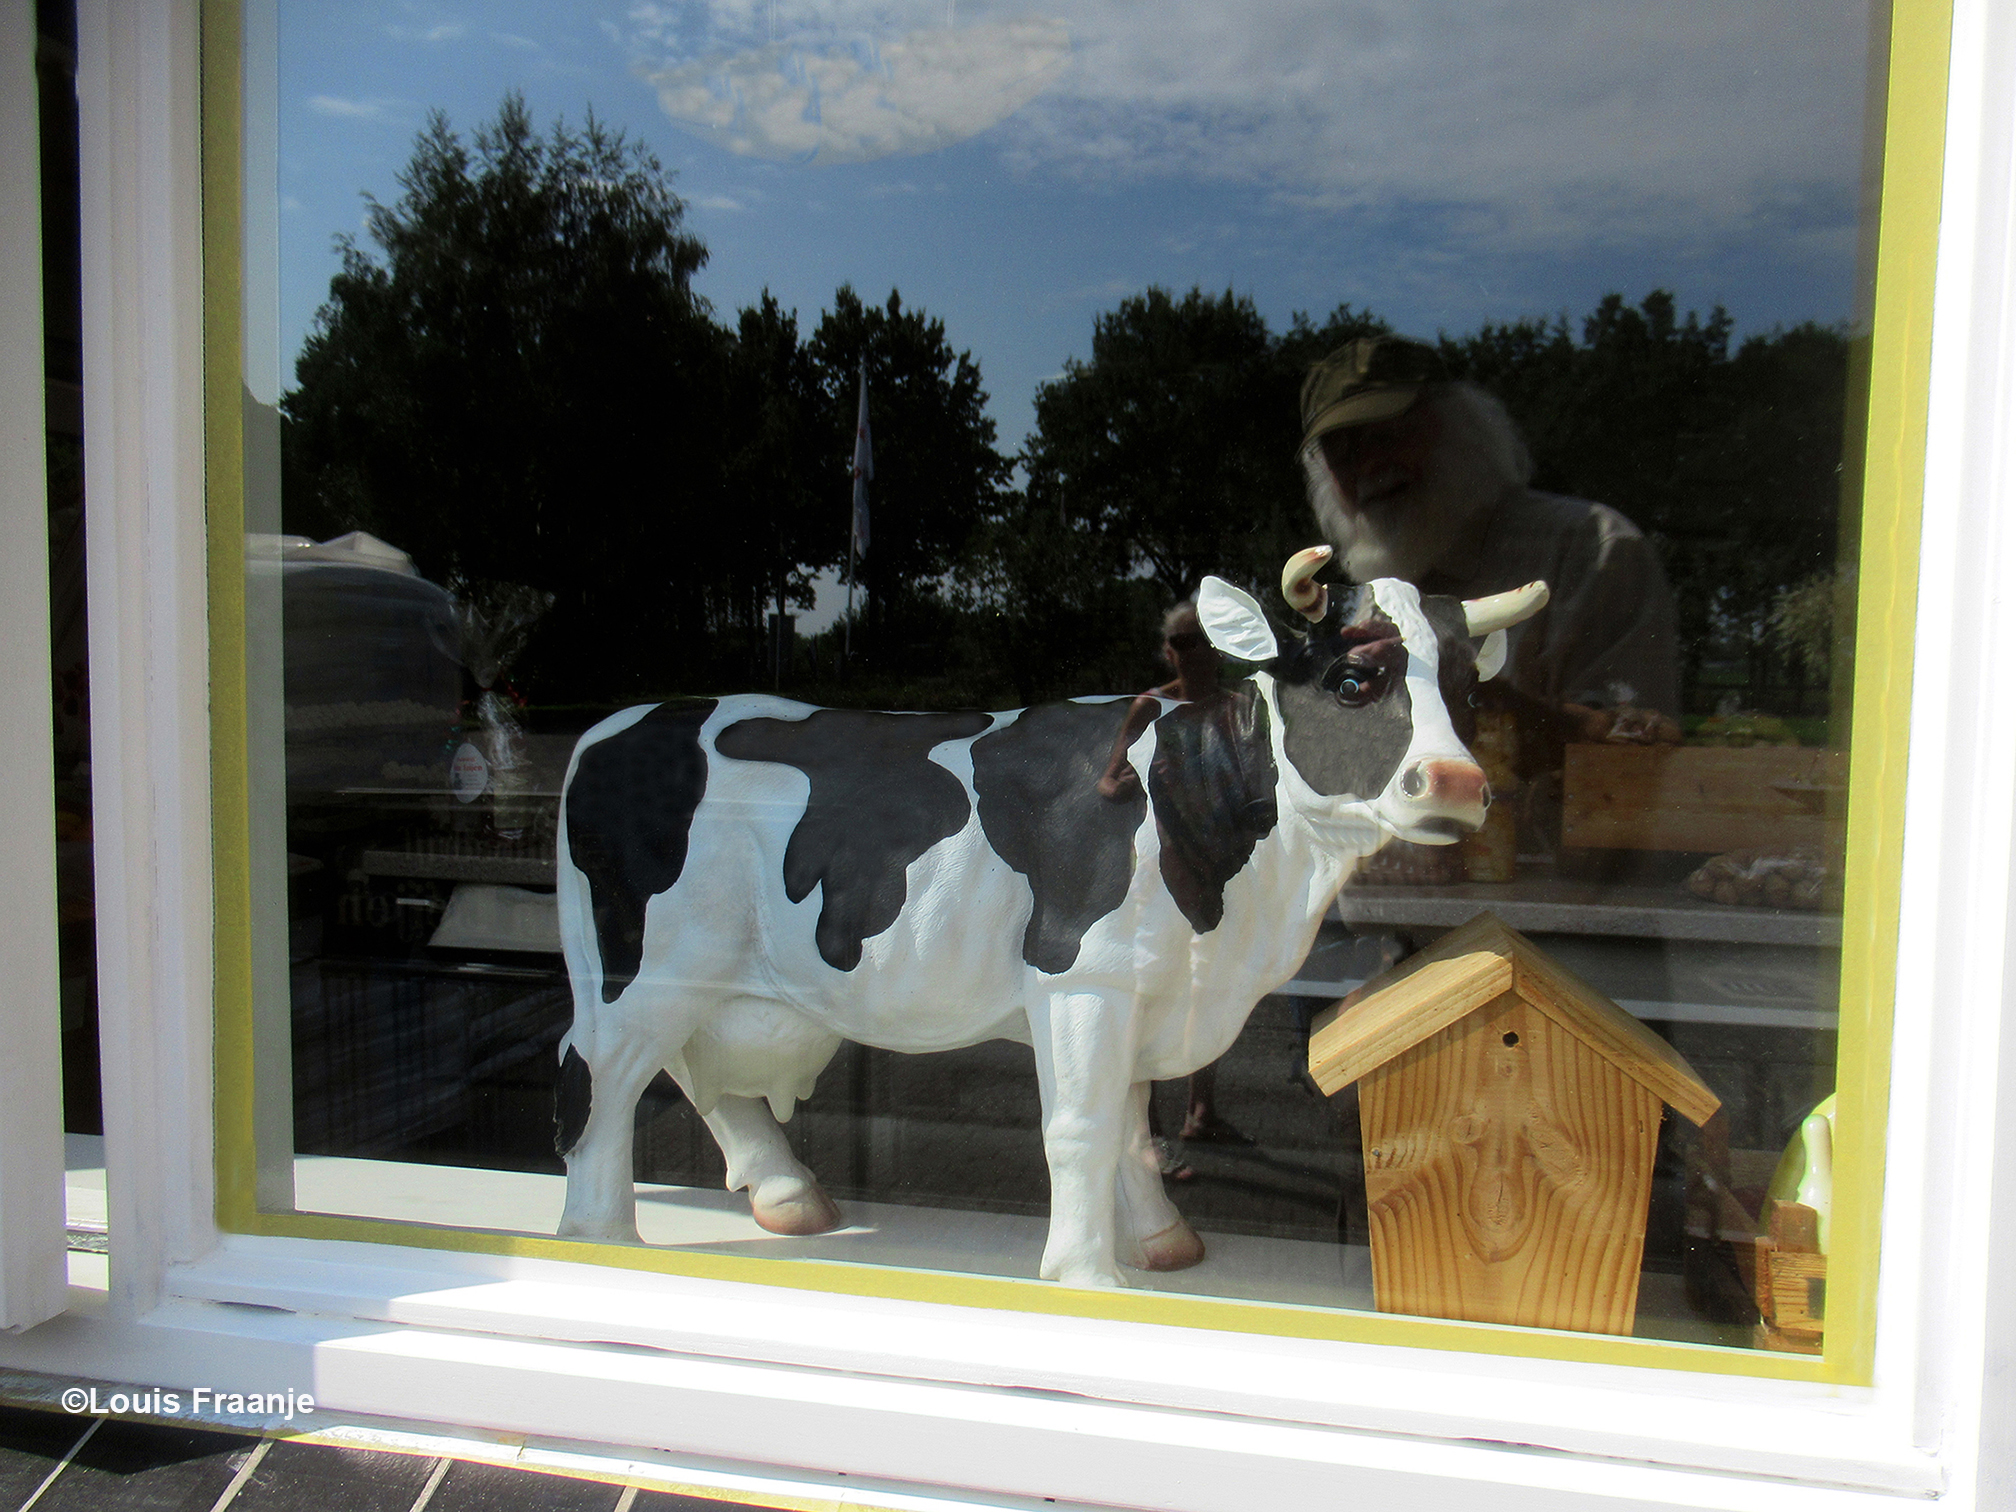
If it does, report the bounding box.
[1307,911,1721,1126]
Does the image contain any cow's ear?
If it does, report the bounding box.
[1197,577,1280,663]
[1476,629,1508,681]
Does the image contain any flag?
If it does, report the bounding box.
[850,362,873,560]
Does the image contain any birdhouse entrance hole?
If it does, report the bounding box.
[1359,991,1663,1332]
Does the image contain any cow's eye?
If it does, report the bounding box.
[1322,658,1385,707]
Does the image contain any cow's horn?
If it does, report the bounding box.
[1463,580,1551,635]
[1281,546,1332,623]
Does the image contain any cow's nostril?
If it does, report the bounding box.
[1400,765,1427,799]
[1481,781,1493,810]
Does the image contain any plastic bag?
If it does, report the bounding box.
[1684,847,1841,910]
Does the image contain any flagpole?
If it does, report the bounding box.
[846,357,871,670]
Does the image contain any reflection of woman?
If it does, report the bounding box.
[1098,604,1247,1175]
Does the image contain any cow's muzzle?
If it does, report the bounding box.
[1394,757,1490,841]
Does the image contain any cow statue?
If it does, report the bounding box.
[552,548,1549,1289]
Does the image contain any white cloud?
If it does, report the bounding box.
[620,0,1868,262]
[696,192,747,210]
[641,18,1071,163]
[490,31,540,50]
[307,95,398,120]
[994,0,1868,258]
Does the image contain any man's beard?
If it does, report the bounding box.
[1304,445,1498,584]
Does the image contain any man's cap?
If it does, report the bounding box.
[1299,335,1448,450]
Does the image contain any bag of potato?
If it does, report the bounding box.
[1684,848,1842,911]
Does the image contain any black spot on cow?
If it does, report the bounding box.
[1273,595,1416,800]
[554,1045,591,1156]
[566,699,717,1003]
[1418,594,1481,746]
[717,709,991,971]
[972,698,1146,974]
[1148,683,1279,932]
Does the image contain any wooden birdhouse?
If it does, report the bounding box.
[1308,912,1722,1336]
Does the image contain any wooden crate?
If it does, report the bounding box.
[1561,745,1847,853]
[1732,1199,1826,1354]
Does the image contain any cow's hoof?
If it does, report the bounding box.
[1128,1219,1206,1272]
[556,1217,641,1244]
[1039,1248,1130,1288]
[751,1176,843,1236]
[1042,1264,1129,1289]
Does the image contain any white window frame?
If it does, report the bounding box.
[0,0,69,1335]
[8,1,2016,1506]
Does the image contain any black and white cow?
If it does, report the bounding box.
[552,551,1548,1288]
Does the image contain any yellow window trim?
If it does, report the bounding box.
[201,0,1951,1385]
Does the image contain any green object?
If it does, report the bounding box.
[1298,335,1448,449]
[1768,1094,1836,1253]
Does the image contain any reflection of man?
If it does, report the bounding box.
[1299,336,1680,753]
[1300,338,1687,1242]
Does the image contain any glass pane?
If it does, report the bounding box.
[242,0,1885,1351]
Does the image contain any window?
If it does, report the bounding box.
[210,0,1935,1380]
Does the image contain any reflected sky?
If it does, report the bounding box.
[272,0,1875,453]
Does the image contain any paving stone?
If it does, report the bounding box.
[32,1419,258,1512]
[228,1439,438,1512]
[0,1404,92,1506]
[426,1458,624,1511]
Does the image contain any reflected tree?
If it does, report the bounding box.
[720,292,832,648]
[1022,287,1296,604]
[807,287,1011,669]
[991,290,1387,702]
[285,102,1851,724]
[282,93,726,699]
[1447,292,1848,711]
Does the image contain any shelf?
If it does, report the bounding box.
[1277,976,1835,1029]
[1331,875,1841,947]
[359,849,557,886]
[277,1152,1738,1345]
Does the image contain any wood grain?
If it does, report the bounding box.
[1561,745,1848,853]
[1739,1198,1826,1354]
[1307,914,1512,1095]
[1309,911,1721,1127]
[1361,994,1660,1335]
[1512,940,1722,1127]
